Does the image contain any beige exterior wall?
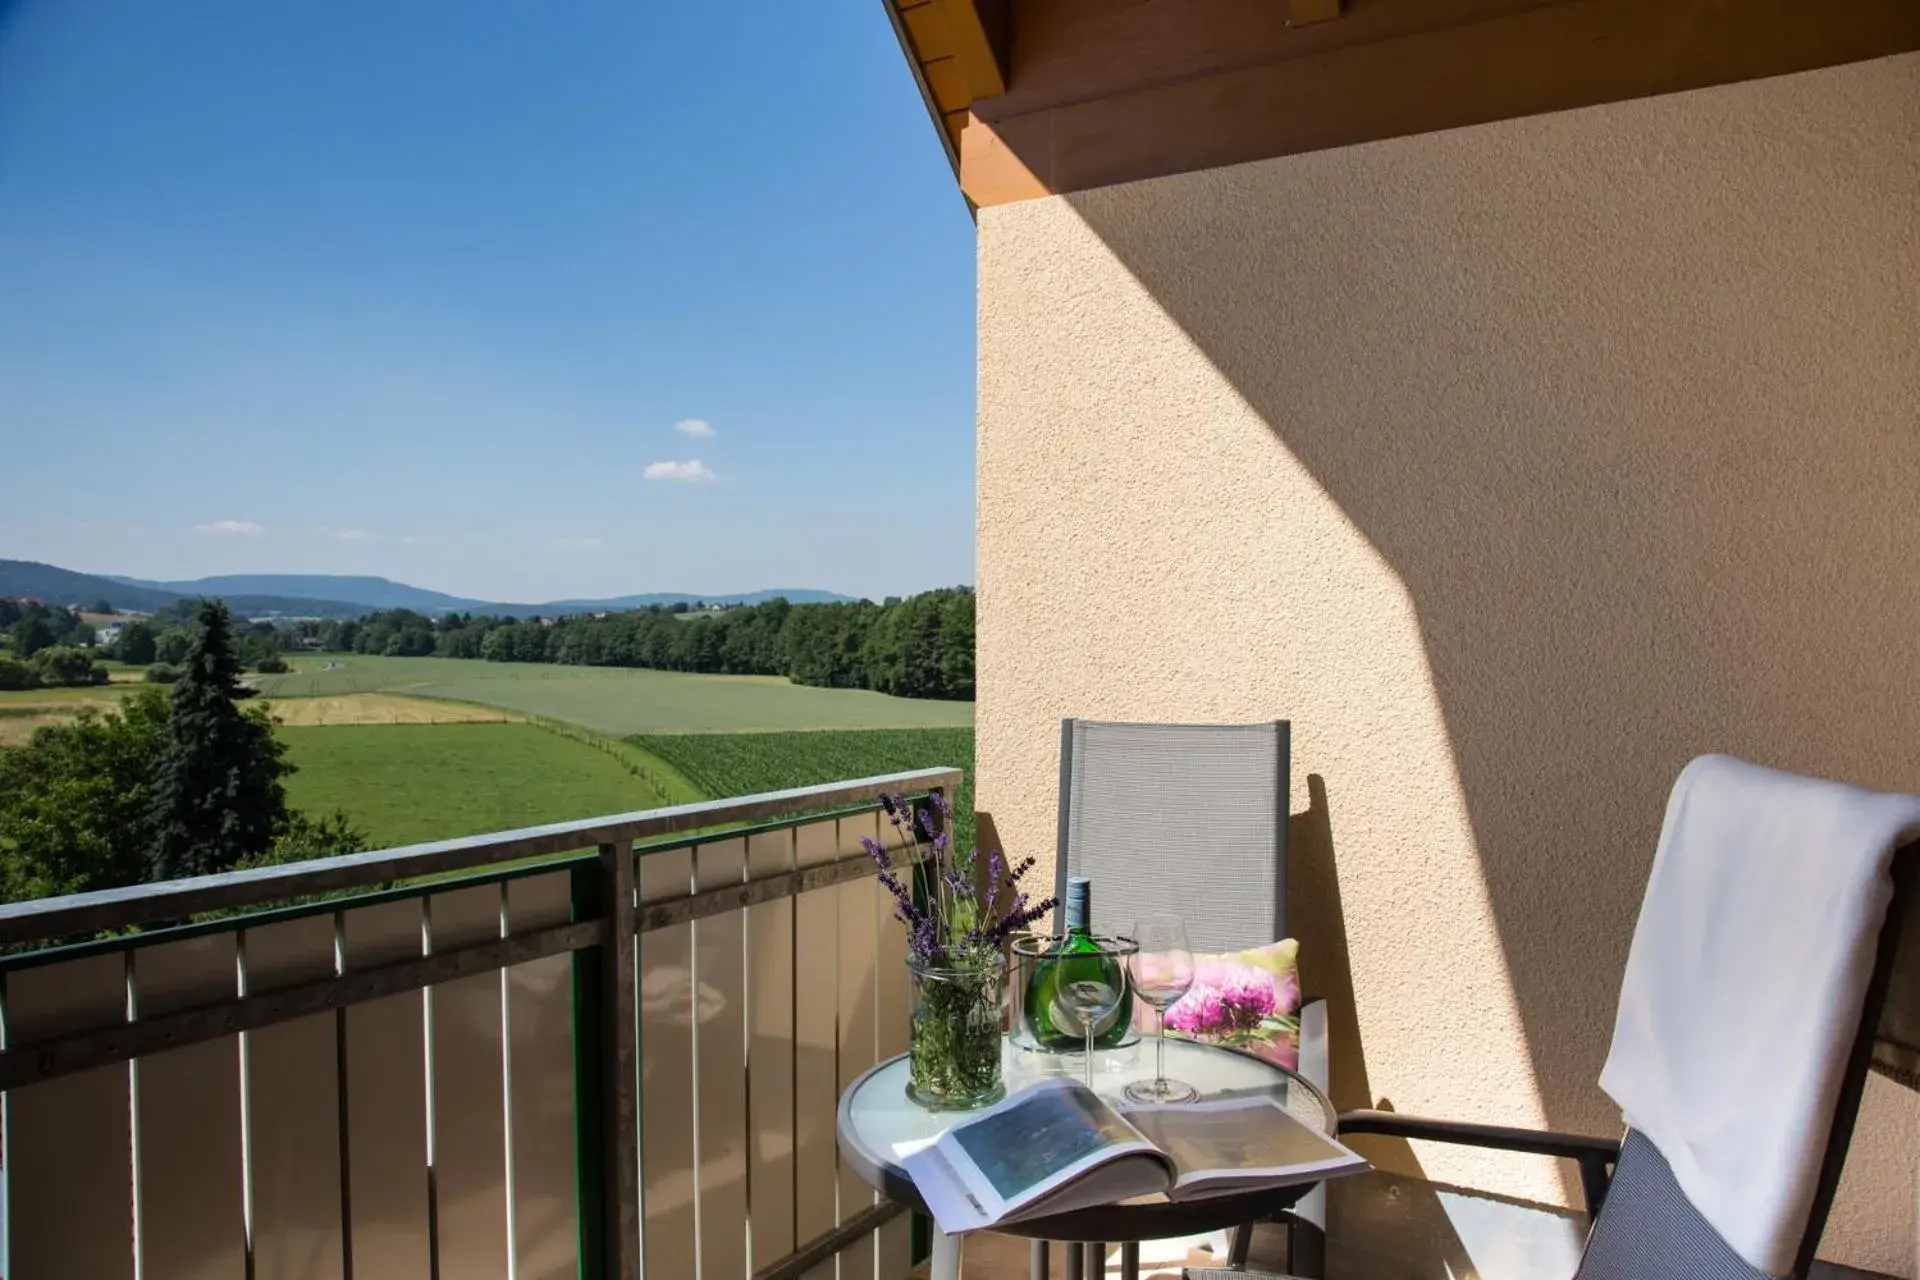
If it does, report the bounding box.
[976,52,1920,1274]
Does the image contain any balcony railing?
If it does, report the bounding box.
[0,767,962,1280]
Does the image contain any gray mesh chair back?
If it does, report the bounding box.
[1055,719,1289,953]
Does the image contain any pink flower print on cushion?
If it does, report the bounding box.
[1165,984,1230,1038]
[1189,954,1238,989]
[1218,972,1276,1032]
[1144,939,1302,1071]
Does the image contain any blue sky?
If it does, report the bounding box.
[0,1,976,604]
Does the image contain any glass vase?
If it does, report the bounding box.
[906,955,1006,1111]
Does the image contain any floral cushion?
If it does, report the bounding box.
[1133,938,1302,1071]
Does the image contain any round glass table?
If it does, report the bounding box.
[837,1036,1336,1280]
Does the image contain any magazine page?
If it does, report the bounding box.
[902,1078,1171,1233]
[1119,1096,1369,1199]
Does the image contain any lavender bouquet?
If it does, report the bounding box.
[863,790,1054,1110]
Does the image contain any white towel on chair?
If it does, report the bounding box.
[1599,754,1920,1275]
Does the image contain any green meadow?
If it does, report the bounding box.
[247,654,974,735]
[7,653,975,855]
[636,727,977,856]
[278,722,705,849]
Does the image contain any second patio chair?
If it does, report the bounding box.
[1051,717,1326,1276]
[1194,754,1920,1279]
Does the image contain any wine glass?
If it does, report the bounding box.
[1056,934,1135,1088]
[1124,914,1199,1104]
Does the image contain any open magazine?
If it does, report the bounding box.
[901,1078,1369,1234]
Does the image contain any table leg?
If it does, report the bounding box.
[1119,1241,1139,1280]
[1064,1242,1085,1279]
[930,1225,964,1280]
[1029,1238,1050,1280]
[1228,1222,1254,1268]
[1086,1241,1107,1279]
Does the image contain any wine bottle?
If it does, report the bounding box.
[1020,875,1134,1051]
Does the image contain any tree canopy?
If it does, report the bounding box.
[8,610,58,658]
[316,587,976,701]
[0,691,172,902]
[115,620,158,666]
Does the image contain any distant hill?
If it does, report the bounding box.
[1,560,179,612]
[7,560,858,621]
[110,572,852,616]
[108,573,486,614]
[538,588,853,613]
[3,561,375,619]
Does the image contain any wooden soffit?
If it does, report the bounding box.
[884,0,1920,209]
[887,0,1011,173]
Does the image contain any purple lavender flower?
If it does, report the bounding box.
[910,915,938,961]
[873,788,1055,966]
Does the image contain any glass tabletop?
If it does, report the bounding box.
[839,1034,1334,1180]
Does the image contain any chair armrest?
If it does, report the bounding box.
[1336,1110,1622,1216]
[1336,1109,1620,1162]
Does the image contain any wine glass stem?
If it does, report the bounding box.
[1085,1023,1095,1088]
[1155,1003,1167,1088]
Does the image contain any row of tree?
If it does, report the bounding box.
[1,597,294,676]
[0,645,111,691]
[0,601,365,907]
[318,587,976,700]
[2,599,99,658]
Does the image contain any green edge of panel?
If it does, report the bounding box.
[570,861,608,1280]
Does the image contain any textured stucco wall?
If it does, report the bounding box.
[976,53,1920,1273]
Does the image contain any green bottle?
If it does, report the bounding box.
[1021,876,1134,1051]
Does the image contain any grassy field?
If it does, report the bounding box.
[635,727,977,855]
[280,722,703,848]
[0,684,145,706]
[5,652,977,859]
[0,692,139,745]
[247,655,974,735]
[263,693,514,726]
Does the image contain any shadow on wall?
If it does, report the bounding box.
[1053,67,1920,1206]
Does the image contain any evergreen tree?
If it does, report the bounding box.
[146,600,290,881]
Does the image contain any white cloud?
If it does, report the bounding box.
[673,417,715,439]
[193,519,265,536]
[551,537,603,550]
[643,459,717,482]
[335,529,371,541]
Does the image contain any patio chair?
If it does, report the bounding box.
[1052,718,1326,1275]
[1191,759,1920,1280]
